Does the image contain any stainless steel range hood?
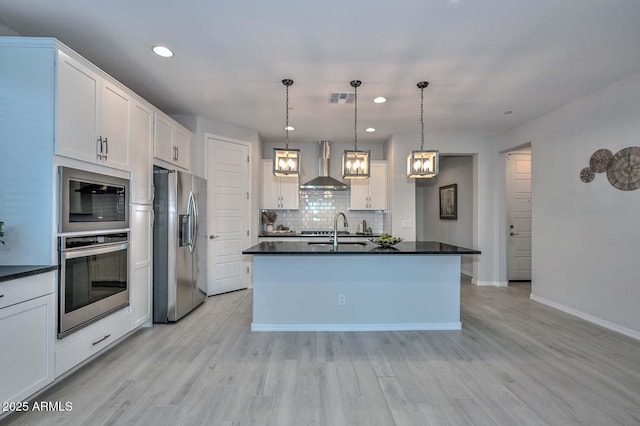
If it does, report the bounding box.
[300,141,348,190]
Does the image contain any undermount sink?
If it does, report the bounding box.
[307,241,368,246]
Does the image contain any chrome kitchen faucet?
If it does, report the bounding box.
[333,212,349,249]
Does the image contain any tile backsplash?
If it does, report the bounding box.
[262,190,391,234]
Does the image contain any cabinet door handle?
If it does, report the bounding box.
[97,136,103,160]
[174,146,179,161]
[92,334,111,346]
[103,137,109,160]
[0,294,4,298]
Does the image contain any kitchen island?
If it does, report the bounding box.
[242,241,480,332]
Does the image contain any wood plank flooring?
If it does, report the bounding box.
[4,279,640,425]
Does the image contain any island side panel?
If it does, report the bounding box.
[251,255,461,331]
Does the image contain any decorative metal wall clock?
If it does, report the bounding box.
[580,147,640,191]
[606,147,640,191]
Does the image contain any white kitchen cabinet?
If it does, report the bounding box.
[130,204,153,329]
[349,161,387,210]
[172,126,191,170]
[57,50,131,171]
[54,307,130,378]
[0,271,55,405]
[130,100,154,204]
[154,112,191,171]
[261,160,299,210]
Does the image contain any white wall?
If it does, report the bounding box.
[0,23,20,36]
[385,133,499,286]
[416,156,474,275]
[0,43,55,265]
[497,70,640,337]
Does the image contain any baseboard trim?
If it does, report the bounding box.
[251,322,462,332]
[530,294,640,341]
[471,278,508,287]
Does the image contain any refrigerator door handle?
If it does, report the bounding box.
[191,191,199,252]
[186,191,196,252]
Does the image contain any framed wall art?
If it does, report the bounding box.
[439,184,458,220]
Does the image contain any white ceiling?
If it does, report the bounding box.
[2,0,640,145]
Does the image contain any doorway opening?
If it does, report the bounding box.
[416,155,475,278]
[505,145,532,285]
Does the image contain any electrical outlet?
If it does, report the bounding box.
[338,293,346,305]
[401,219,412,228]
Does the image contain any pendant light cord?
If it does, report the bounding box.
[350,80,362,151]
[420,84,425,151]
[282,79,294,150]
[354,83,358,151]
[285,82,290,149]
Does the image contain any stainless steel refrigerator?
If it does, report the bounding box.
[153,167,207,322]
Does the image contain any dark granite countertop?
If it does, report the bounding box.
[0,265,58,283]
[243,241,481,255]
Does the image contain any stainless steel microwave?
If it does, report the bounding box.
[60,167,129,233]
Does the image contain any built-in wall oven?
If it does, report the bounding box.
[60,167,129,233]
[58,232,129,338]
[58,167,131,337]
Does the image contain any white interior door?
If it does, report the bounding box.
[206,137,250,295]
[507,152,532,281]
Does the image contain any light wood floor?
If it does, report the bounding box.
[5,279,640,425]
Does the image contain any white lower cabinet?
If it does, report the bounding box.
[0,272,55,404]
[54,307,131,378]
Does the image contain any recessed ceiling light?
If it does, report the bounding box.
[284,126,295,131]
[152,45,174,58]
[365,127,376,132]
[373,97,387,104]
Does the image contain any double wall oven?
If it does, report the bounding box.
[58,167,130,337]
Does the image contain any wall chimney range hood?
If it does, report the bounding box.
[300,141,348,190]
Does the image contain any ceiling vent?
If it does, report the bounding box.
[329,92,355,104]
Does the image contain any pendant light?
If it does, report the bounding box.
[273,79,300,176]
[407,81,439,178]
[342,80,371,179]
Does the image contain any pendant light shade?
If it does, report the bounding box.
[342,80,371,179]
[407,81,439,178]
[273,79,300,176]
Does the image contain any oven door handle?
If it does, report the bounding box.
[62,242,129,260]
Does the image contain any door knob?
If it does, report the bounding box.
[209,235,219,239]
[510,232,519,236]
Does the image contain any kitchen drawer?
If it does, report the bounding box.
[0,271,55,310]
[55,307,131,377]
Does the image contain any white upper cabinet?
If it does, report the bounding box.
[349,161,387,210]
[261,160,299,210]
[130,99,154,204]
[153,112,191,171]
[56,50,131,171]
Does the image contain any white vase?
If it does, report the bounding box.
[266,224,274,232]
